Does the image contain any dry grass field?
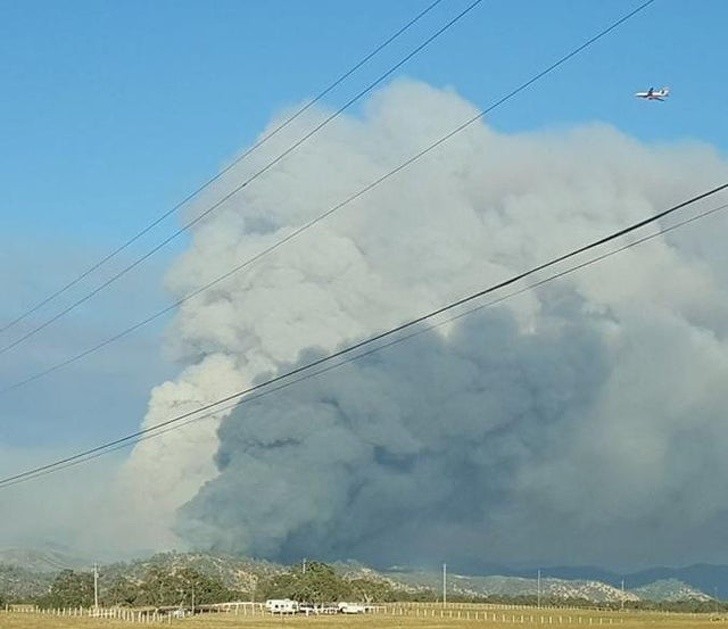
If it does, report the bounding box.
[3,606,727,629]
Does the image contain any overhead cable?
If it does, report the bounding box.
[10,200,728,487]
[1,180,725,490]
[0,0,655,393]
[0,0,469,347]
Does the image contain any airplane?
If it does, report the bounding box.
[635,86,670,101]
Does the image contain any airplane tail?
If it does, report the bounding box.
[662,86,670,96]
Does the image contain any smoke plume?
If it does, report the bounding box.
[120,79,728,570]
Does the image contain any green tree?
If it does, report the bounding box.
[38,570,94,609]
[259,562,396,604]
[104,576,140,607]
[134,566,234,608]
[348,577,395,603]
[260,562,341,603]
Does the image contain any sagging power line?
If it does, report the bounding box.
[0,0,446,338]
[0,0,483,358]
[1,179,724,490]
[21,201,728,489]
[0,0,655,395]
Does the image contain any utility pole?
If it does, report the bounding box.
[303,558,306,574]
[537,569,541,609]
[442,563,447,608]
[93,563,99,610]
[621,579,625,610]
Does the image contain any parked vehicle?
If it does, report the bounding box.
[338,602,366,614]
[265,599,299,614]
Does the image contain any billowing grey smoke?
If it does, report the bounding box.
[176,287,728,571]
[120,79,728,569]
[179,296,612,569]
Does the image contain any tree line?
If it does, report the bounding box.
[4,561,728,614]
[9,561,404,609]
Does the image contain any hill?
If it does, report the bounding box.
[631,579,712,602]
[0,549,718,605]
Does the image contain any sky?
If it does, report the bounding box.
[2,0,727,241]
[2,0,728,570]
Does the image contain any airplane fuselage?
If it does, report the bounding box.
[635,87,669,101]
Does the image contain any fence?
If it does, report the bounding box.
[385,606,625,624]
[7,605,176,623]
[4,602,633,625]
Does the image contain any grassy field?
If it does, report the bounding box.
[2,606,726,629]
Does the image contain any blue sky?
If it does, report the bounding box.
[2,0,726,241]
[1,0,727,477]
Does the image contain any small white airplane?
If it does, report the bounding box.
[635,86,670,101]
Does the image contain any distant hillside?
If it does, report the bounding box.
[0,549,719,605]
[627,565,728,598]
[515,564,728,599]
[0,548,90,573]
[0,564,53,600]
[100,551,285,593]
[632,579,712,602]
[385,569,639,603]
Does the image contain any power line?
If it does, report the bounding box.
[0,0,445,338]
[1,182,726,490]
[0,0,655,394]
[0,0,484,355]
[10,200,728,489]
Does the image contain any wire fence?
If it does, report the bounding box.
[4,601,632,625]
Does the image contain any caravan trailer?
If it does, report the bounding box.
[265,599,299,614]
